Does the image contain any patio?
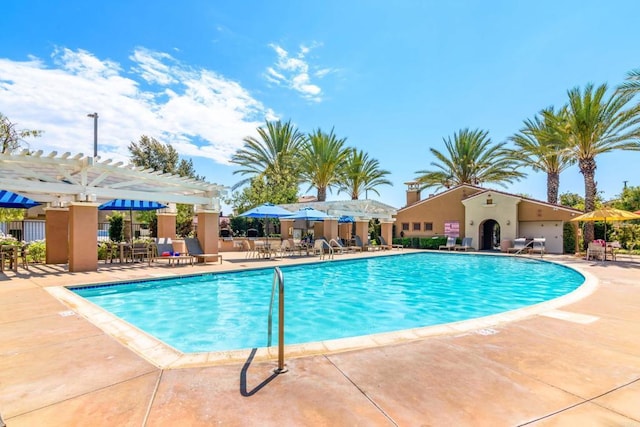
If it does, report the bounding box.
[1,251,639,425]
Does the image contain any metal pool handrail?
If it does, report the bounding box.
[267,267,287,373]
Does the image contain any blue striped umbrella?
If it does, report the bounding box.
[0,190,41,208]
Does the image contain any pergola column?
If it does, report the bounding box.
[380,220,394,246]
[354,220,369,248]
[324,218,338,242]
[68,202,99,272]
[157,213,177,240]
[281,219,294,239]
[197,210,219,254]
[44,207,69,264]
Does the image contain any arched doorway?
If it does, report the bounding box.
[480,219,501,250]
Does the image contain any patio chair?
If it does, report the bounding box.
[586,242,605,261]
[329,238,348,254]
[507,238,529,254]
[530,238,545,257]
[439,236,456,250]
[354,235,377,251]
[379,235,403,250]
[313,238,333,260]
[453,237,474,251]
[185,237,222,264]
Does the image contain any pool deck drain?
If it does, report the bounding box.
[1,251,639,425]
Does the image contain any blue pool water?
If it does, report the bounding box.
[72,252,584,353]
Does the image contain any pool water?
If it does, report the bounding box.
[72,252,584,353]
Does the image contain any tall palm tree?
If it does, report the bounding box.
[415,128,525,191]
[230,120,306,189]
[617,69,640,96]
[509,107,575,204]
[300,128,349,201]
[564,83,640,245]
[337,149,392,199]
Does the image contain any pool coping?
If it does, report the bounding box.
[45,253,598,369]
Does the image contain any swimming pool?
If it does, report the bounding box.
[70,252,585,354]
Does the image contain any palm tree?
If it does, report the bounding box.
[337,149,392,199]
[230,120,306,189]
[509,107,575,204]
[300,128,349,201]
[415,128,525,191]
[617,69,640,96]
[563,83,640,245]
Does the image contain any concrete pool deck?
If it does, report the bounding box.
[1,250,639,425]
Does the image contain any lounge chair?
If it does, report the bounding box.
[331,238,361,253]
[184,237,223,264]
[354,235,378,251]
[529,238,545,257]
[379,235,403,250]
[313,238,333,260]
[453,237,474,251]
[507,238,528,254]
[439,236,456,250]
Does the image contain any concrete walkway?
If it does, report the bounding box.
[1,251,639,426]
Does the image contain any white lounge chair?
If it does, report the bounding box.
[530,238,545,257]
[453,237,474,251]
[507,238,528,254]
[439,236,456,250]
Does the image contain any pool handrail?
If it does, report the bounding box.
[267,267,287,373]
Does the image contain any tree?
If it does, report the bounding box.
[300,128,349,201]
[509,107,575,204]
[128,135,204,236]
[612,185,640,212]
[227,173,299,214]
[231,120,305,190]
[1,112,43,154]
[337,149,392,199]
[415,128,525,191]
[617,69,640,96]
[563,83,640,245]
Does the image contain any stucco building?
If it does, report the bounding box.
[395,183,582,254]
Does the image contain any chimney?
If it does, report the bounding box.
[405,181,421,205]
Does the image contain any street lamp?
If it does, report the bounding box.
[87,112,98,157]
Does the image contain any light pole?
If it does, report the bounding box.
[87,112,98,157]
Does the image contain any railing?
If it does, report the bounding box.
[267,267,287,373]
[0,220,45,242]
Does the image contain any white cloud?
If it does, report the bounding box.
[0,47,275,169]
[265,43,331,102]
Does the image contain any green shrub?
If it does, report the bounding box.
[108,213,124,242]
[563,222,576,254]
[26,240,46,263]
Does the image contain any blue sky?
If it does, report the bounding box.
[2,1,640,213]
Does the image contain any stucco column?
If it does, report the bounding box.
[157,213,177,240]
[354,220,369,247]
[68,202,99,272]
[339,222,352,242]
[324,218,338,242]
[197,210,219,254]
[44,207,69,264]
[380,221,393,246]
[280,219,294,239]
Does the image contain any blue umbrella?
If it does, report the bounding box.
[238,202,292,218]
[0,190,41,209]
[338,215,355,223]
[99,199,168,241]
[238,203,293,240]
[283,207,332,221]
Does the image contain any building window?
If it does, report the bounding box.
[412,222,421,231]
[424,222,433,231]
[401,223,409,231]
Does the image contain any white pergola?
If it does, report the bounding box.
[278,199,398,220]
[0,150,226,209]
[0,150,227,272]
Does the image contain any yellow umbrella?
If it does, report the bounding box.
[570,207,640,222]
[570,207,640,260]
